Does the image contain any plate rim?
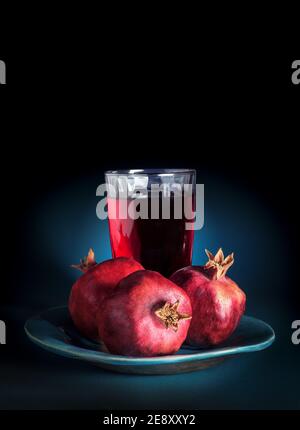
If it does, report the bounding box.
[24,306,275,366]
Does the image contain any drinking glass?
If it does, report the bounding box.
[105,169,196,277]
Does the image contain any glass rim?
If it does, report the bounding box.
[105,168,196,176]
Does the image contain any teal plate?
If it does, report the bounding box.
[25,306,275,375]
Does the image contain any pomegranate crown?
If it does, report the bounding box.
[71,248,97,273]
[204,248,234,280]
[155,300,191,332]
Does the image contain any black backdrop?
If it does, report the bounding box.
[0,22,299,419]
[2,39,299,307]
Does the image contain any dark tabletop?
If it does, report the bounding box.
[0,304,299,410]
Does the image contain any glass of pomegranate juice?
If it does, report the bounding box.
[105,169,196,277]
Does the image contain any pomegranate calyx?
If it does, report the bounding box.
[155,300,191,332]
[204,248,234,280]
[71,248,97,273]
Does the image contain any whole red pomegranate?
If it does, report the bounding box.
[170,248,246,347]
[97,270,192,357]
[69,249,144,340]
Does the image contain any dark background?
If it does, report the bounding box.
[0,23,299,412]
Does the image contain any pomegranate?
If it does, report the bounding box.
[69,249,144,340]
[170,248,246,347]
[97,270,192,356]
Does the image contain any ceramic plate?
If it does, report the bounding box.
[25,306,275,375]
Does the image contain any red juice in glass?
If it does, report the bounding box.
[105,170,196,277]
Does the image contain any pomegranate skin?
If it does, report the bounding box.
[97,270,192,357]
[170,266,246,346]
[69,257,144,340]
